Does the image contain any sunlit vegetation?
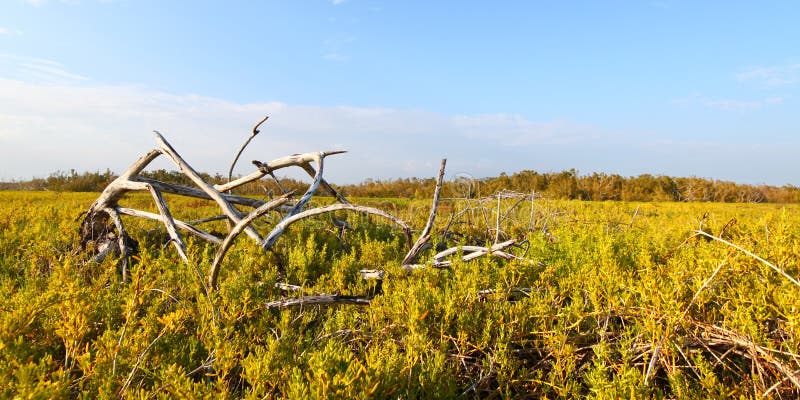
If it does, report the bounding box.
[1,190,798,398]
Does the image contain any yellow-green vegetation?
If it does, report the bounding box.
[1,191,798,398]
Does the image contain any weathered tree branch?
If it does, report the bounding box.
[261,203,412,251]
[299,162,350,204]
[101,207,134,280]
[217,150,345,193]
[432,239,516,262]
[404,239,518,271]
[402,158,446,265]
[80,150,161,250]
[266,295,372,309]
[208,193,295,290]
[145,183,188,262]
[137,178,268,208]
[116,207,222,244]
[228,115,268,189]
[153,131,263,242]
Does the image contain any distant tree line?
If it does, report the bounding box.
[335,169,800,203]
[0,169,229,193]
[2,168,799,203]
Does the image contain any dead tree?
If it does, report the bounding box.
[80,124,411,290]
[80,117,534,307]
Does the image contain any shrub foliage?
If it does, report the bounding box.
[0,191,798,398]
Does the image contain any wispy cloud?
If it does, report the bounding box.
[452,115,609,145]
[322,53,348,62]
[673,93,784,112]
[19,62,89,82]
[0,54,89,83]
[650,1,672,10]
[737,63,800,87]
[23,0,85,5]
[632,137,800,185]
[23,0,110,6]
[704,96,783,112]
[322,34,354,62]
[0,27,22,36]
[331,0,347,5]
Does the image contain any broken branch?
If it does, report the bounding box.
[402,158,446,264]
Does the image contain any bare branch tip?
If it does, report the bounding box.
[252,115,269,136]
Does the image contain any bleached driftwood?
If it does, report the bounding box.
[267,269,386,308]
[402,239,519,272]
[401,159,447,266]
[80,120,411,290]
[81,117,534,308]
[266,295,372,309]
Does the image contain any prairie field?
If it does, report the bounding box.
[0,190,798,398]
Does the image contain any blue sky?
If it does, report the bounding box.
[1,1,798,185]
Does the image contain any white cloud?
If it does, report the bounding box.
[19,62,89,82]
[704,96,783,112]
[632,137,800,185]
[0,54,89,83]
[322,53,348,62]
[737,64,800,87]
[331,0,347,5]
[0,27,22,36]
[452,115,609,145]
[23,0,86,5]
[0,74,620,183]
[673,93,784,112]
[1,57,797,186]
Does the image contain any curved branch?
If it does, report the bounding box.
[288,154,324,216]
[259,154,326,249]
[81,149,162,237]
[208,193,294,290]
[260,203,412,252]
[695,230,800,288]
[228,115,268,189]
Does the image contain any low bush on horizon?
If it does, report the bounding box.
[4,167,800,203]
